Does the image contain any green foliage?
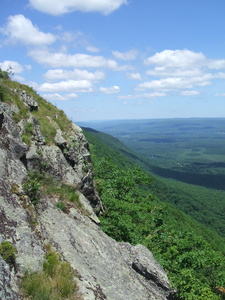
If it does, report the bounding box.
[39,174,79,204]
[84,120,225,238]
[0,67,13,79]
[84,129,225,299]
[55,202,66,211]
[0,77,73,144]
[0,84,6,102]
[0,241,17,265]
[145,227,224,299]
[31,93,73,144]
[21,250,80,300]
[26,172,80,212]
[152,177,225,239]
[96,159,225,299]
[22,122,34,146]
[23,173,41,205]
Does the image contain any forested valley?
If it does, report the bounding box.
[82,125,225,300]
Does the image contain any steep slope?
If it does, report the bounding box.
[81,121,225,238]
[83,127,225,299]
[0,77,175,299]
[82,127,225,247]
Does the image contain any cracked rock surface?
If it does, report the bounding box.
[0,88,175,299]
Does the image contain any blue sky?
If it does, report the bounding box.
[1,0,225,121]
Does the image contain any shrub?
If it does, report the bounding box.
[23,173,41,205]
[0,241,17,265]
[21,250,81,300]
[0,67,13,79]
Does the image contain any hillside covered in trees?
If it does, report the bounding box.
[83,127,225,300]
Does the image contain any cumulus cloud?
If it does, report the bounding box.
[145,49,225,75]
[146,67,203,78]
[112,49,138,61]
[0,60,23,73]
[44,68,105,82]
[208,59,225,70]
[42,93,78,101]
[145,49,206,68]
[38,80,93,92]
[137,75,212,91]
[126,72,142,80]
[28,0,128,15]
[119,92,166,100]
[214,72,225,79]
[86,46,100,53]
[99,85,120,94]
[180,90,200,96]
[134,49,225,94]
[29,49,119,69]
[1,14,56,46]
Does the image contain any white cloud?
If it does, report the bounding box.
[2,14,56,46]
[146,67,203,78]
[208,59,225,70]
[0,60,23,73]
[137,75,212,91]
[42,93,78,101]
[38,80,93,92]
[44,68,105,82]
[119,92,166,100]
[99,85,120,94]
[112,49,138,61]
[180,90,200,96]
[134,49,225,93]
[29,49,119,69]
[28,0,127,15]
[145,49,206,68]
[126,72,142,80]
[59,31,80,43]
[213,72,225,79]
[86,46,100,53]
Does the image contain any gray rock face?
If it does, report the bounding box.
[19,90,38,111]
[0,256,21,300]
[38,200,175,300]
[0,88,175,300]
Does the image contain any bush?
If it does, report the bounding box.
[21,250,81,300]
[0,67,13,79]
[23,173,41,205]
[0,241,17,265]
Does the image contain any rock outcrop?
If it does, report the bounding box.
[0,85,176,299]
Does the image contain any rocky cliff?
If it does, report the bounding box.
[0,81,176,299]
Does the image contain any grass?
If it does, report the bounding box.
[22,122,34,146]
[56,202,67,211]
[40,174,80,204]
[29,90,74,144]
[21,250,82,300]
[1,78,74,144]
[22,172,80,211]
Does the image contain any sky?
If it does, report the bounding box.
[1,0,225,122]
